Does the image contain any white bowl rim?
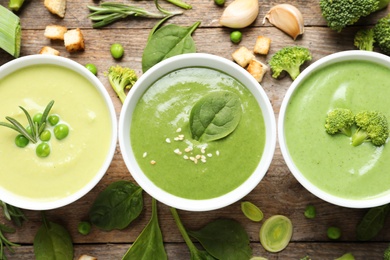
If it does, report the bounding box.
[0,55,117,210]
[119,53,276,211]
[278,50,390,208]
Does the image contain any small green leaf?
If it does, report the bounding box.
[190,91,242,142]
[241,201,264,222]
[356,204,390,241]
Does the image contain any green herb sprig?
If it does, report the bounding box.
[0,223,19,259]
[0,201,26,227]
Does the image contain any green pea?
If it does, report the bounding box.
[48,115,60,126]
[230,31,242,44]
[54,124,69,140]
[26,125,33,135]
[110,43,124,59]
[214,0,225,6]
[15,134,29,148]
[40,130,51,141]
[85,63,98,75]
[33,113,43,124]
[36,142,50,158]
[304,205,316,219]
[78,221,92,235]
[327,226,341,240]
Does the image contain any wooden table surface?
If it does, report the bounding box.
[1,0,390,259]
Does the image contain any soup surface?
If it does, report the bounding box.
[0,64,112,202]
[130,67,266,200]
[284,60,390,200]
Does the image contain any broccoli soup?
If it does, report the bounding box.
[0,64,112,202]
[284,59,390,200]
[130,67,266,200]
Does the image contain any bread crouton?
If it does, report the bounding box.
[64,28,85,52]
[253,36,271,55]
[44,0,66,18]
[44,25,68,40]
[39,46,60,56]
[232,47,254,68]
[246,59,268,83]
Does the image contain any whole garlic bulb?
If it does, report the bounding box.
[219,0,259,29]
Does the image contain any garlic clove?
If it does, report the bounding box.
[263,4,304,40]
[219,0,259,29]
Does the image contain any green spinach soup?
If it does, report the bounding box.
[130,67,266,200]
[284,60,390,200]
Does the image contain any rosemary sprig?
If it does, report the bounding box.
[0,100,54,144]
[0,223,19,260]
[0,201,26,227]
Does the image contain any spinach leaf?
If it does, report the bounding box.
[122,198,167,259]
[142,21,201,72]
[89,180,143,231]
[188,219,252,260]
[356,204,390,241]
[190,91,242,142]
[170,208,216,260]
[33,214,73,260]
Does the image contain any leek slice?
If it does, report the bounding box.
[259,215,293,252]
[0,4,21,57]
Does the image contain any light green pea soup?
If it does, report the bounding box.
[130,67,266,200]
[0,64,112,202]
[284,60,390,200]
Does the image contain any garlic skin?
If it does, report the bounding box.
[263,4,304,40]
[219,0,259,29]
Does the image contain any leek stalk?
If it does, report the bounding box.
[0,4,21,58]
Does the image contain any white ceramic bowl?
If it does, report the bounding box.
[119,53,276,211]
[279,50,390,208]
[0,55,117,210]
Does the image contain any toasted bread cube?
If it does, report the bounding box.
[44,25,68,40]
[232,47,254,68]
[39,46,60,56]
[64,28,85,52]
[78,255,97,260]
[44,0,66,18]
[253,36,271,55]
[246,59,268,83]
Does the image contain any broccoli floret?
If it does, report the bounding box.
[319,0,390,32]
[352,110,389,146]
[374,13,390,55]
[384,244,390,260]
[107,65,138,104]
[354,28,375,51]
[268,46,312,80]
[325,108,355,137]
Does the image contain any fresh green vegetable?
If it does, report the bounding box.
[142,21,201,72]
[89,181,143,231]
[53,124,69,140]
[87,0,182,28]
[78,221,91,235]
[327,226,341,240]
[8,0,25,11]
[268,46,312,80]
[354,28,375,51]
[352,110,389,146]
[107,65,138,104]
[188,219,252,259]
[15,134,29,147]
[85,63,98,75]
[319,0,390,32]
[189,91,242,143]
[250,257,268,260]
[0,200,26,227]
[356,204,390,241]
[374,13,390,55]
[165,0,192,9]
[335,253,355,260]
[384,243,390,260]
[48,115,59,126]
[259,215,293,252]
[214,0,225,6]
[39,130,51,141]
[0,5,21,58]
[170,207,217,260]
[324,108,354,137]
[230,30,242,43]
[304,205,316,219]
[122,199,167,259]
[33,113,43,124]
[241,201,264,222]
[0,223,19,259]
[36,142,51,158]
[33,214,73,259]
[110,43,124,59]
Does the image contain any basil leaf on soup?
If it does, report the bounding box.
[190,91,242,142]
[89,180,143,231]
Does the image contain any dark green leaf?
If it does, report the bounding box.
[190,91,242,143]
[33,218,73,260]
[188,219,252,260]
[122,198,167,259]
[89,181,143,231]
[356,204,390,241]
[142,21,201,72]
